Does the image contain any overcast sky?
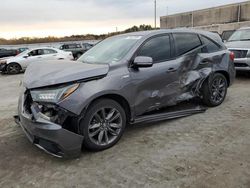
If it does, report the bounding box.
[0,0,246,39]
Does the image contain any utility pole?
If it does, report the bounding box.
[154,0,157,28]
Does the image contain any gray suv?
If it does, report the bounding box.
[15,29,235,158]
[226,27,250,71]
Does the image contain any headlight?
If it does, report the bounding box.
[0,60,7,64]
[30,83,79,103]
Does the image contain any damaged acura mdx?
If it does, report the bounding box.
[15,29,235,158]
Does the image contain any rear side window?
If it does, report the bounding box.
[201,36,221,53]
[43,49,57,54]
[173,33,201,56]
[67,44,81,49]
[137,35,171,62]
[62,45,69,49]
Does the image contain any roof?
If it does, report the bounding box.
[118,28,223,44]
[121,28,219,36]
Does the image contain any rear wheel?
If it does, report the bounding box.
[201,73,228,107]
[80,99,126,151]
[6,63,21,74]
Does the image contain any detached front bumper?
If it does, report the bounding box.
[15,93,84,158]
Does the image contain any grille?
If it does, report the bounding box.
[230,50,248,59]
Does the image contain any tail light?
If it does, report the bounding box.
[230,52,235,61]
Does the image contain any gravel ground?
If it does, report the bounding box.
[0,73,250,188]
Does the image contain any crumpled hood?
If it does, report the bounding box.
[225,41,250,49]
[23,60,109,89]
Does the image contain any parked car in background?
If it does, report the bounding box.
[0,48,18,58]
[221,30,235,42]
[0,47,73,74]
[15,29,235,158]
[82,43,94,50]
[59,43,88,59]
[17,47,29,54]
[226,27,250,71]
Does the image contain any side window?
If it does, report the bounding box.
[43,49,57,54]
[137,35,171,62]
[64,45,69,49]
[200,36,221,53]
[37,49,43,55]
[28,50,39,56]
[173,33,201,56]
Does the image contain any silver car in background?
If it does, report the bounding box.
[226,27,250,71]
[0,47,74,74]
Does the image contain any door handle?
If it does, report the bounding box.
[166,67,177,73]
[201,58,213,64]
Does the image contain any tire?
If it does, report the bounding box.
[80,99,126,151]
[6,63,21,74]
[201,73,228,107]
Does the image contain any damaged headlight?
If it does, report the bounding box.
[30,83,79,103]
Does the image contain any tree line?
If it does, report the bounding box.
[0,25,159,45]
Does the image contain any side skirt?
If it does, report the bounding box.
[132,105,207,124]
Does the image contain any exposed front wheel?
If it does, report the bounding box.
[201,73,228,107]
[6,63,21,74]
[80,99,126,151]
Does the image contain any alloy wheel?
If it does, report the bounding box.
[210,76,227,104]
[8,64,20,74]
[88,107,122,146]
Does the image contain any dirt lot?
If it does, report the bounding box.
[0,73,250,188]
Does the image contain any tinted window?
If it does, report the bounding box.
[66,44,81,49]
[28,49,43,56]
[173,33,201,56]
[137,35,171,62]
[201,36,221,53]
[64,45,69,49]
[43,49,57,54]
[221,30,235,41]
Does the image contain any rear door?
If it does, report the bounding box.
[170,32,206,100]
[41,49,58,60]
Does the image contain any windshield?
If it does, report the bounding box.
[16,50,29,57]
[78,35,142,64]
[228,29,250,41]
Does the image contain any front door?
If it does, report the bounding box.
[22,49,44,68]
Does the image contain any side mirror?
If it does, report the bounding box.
[133,56,153,68]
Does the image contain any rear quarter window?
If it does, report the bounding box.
[173,33,202,56]
[200,35,221,53]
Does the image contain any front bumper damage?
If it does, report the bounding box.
[15,91,84,158]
